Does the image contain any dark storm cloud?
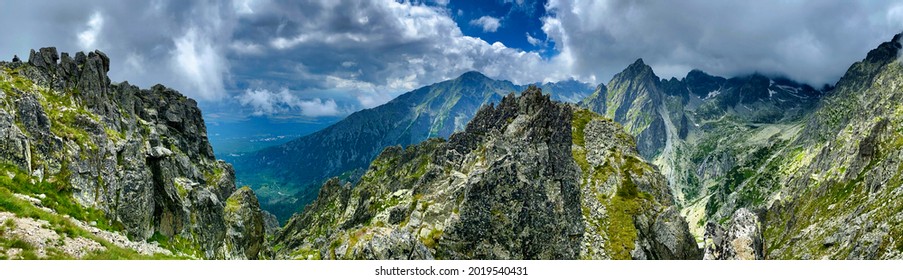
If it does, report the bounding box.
[0,0,237,100]
[543,0,903,86]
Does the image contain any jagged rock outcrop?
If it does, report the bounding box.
[223,187,266,260]
[633,207,703,260]
[0,47,265,259]
[272,86,700,260]
[703,208,763,260]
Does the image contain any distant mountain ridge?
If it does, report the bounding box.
[232,71,594,221]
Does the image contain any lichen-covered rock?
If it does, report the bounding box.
[272,87,700,260]
[0,109,32,172]
[702,221,726,260]
[343,228,433,260]
[633,206,702,259]
[703,208,763,260]
[223,187,265,260]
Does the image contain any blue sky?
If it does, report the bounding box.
[2,0,903,126]
[447,0,556,57]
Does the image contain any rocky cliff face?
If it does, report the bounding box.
[0,47,264,259]
[272,87,700,260]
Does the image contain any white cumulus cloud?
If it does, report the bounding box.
[237,88,344,117]
[526,33,541,46]
[470,16,501,32]
[298,98,342,117]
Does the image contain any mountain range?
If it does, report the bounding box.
[234,57,827,224]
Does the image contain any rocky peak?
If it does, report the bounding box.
[455,70,491,83]
[460,85,560,132]
[864,32,902,64]
[659,77,689,97]
[729,73,771,104]
[629,58,648,69]
[686,69,712,78]
[829,33,903,93]
[28,47,59,70]
[616,58,656,81]
[593,83,608,93]
[588,57,669,160]
[27,47,109,80]
[609,58,661,97]
[448,85,564,157]
[684,69,724,97]
[21,47,117,123]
